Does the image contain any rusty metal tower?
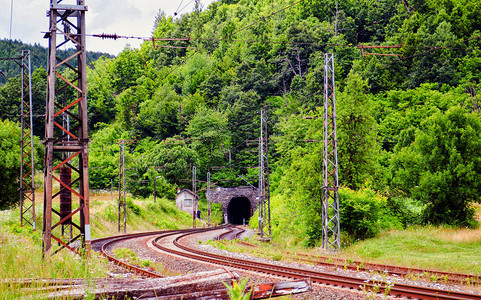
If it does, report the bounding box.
[258,104,271,239]
[43,0,90,255]
[20,50,36,231]
[321,53,340,250]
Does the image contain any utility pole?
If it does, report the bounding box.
[321,53,340,251]
[192,165,197,228]
[118,140,126,233]
[43,0,90,256]
[258,104,271,240]
[154,175,162,203]
[19,50,36,231]
[207,171,211,227]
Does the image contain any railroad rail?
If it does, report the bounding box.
[231,239,480,286]
[153,228,481,300]
[215,225,246,241]
[93,226,227,278]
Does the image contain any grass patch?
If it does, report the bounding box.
[89,193,195,238]
[206,225,481,276]
[0,190,196,297]
[342,226,481,274]
[0,211,109,299]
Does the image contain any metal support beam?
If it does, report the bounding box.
[258,104,271,240]
[118,140,126,233]
[192,165,197,228]
[321,53,340,251]
[207,171,211,227]
[43,0,90,256]
[20,50,36,231]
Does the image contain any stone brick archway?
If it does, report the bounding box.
[205,186,259,224]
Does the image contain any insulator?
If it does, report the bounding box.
[94,33,120,40]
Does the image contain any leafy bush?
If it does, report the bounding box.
[387,197,425,227]
[104,204,118,222]
[113,247,138,263]
[340,187,402,240]
[126,198,142,216]
[391,106,481,226]
[223,278,251,300]
[0,120,21,209]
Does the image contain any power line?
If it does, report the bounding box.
[9,0,14,39]
[175,0,196,16]
[175,0,186,16]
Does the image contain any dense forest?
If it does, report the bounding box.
[1,0,481,246]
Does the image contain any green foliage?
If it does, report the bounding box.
[137,84,181,139]
[387,197,425,227]
[339,187,402,241]
[391,106,481,226]
[0,120,22,209]
[88,123,123,190]
[1,0,476,248]
[186,107,230,174]
[337,71,378,189]
[126,198,142,216]
[113,247,138,262]
[223,278,252,300]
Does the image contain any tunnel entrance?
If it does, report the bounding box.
[227,197,251,225]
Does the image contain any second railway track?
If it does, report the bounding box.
[152,227,481,300]
[93,227,481,299]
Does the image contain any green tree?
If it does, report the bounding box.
[186,107,230,174]
[89,123,123,190]
[137,84,180,139]
[142,137,198,188]
[0,120,21,209]
[337,71,378,189]
[391,106,481,226]
[0,76,21,122]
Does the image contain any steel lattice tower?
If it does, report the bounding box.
[322,53,340,250]
[20,50,36,231]
[118,140,126,233]
[258,105,271,239]
[43,0,90,255]
[192,165,197,228]
[207,171,211,227]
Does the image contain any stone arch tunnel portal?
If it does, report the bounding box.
[227,196,251,225]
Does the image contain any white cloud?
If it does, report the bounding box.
[1,0,217,55]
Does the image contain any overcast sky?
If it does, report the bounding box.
[0,0,217,55]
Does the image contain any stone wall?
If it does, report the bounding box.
[205,186,259,216]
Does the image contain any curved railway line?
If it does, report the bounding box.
[93,226,481,300]
[233,240,481,286]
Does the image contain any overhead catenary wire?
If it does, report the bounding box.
[175,0,186,16]
[175,0,196,16]
[9,0,14,39]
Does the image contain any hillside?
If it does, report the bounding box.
[1,0,481,247]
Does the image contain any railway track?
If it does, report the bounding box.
[231,239,480,286]
[152,228,481,300]
[216,225,246,241]
[92,226,227,278]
